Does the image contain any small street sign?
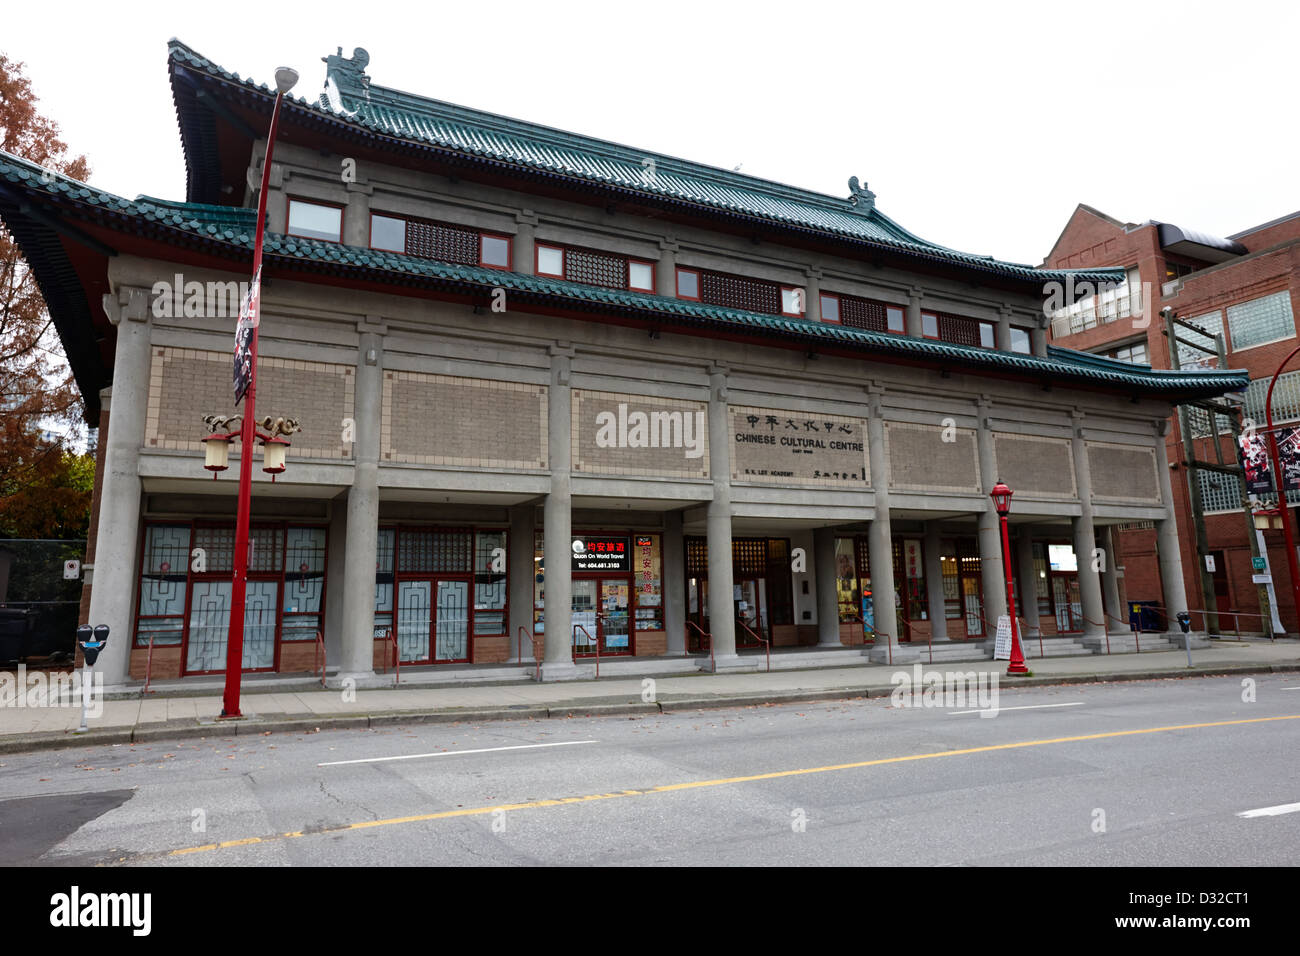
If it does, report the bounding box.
[63,559,80,580]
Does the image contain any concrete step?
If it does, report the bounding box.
[1015,637,1093,658]
[909,641,993,663]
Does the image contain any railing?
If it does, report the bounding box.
[737,620,770,672]
[377,628,400,685]
[1145,604,1276,641]
[517,625,542,681]
[142,630,159,695]
[686,620,713,670]
[572,624,600,678]
[313,630,327,687]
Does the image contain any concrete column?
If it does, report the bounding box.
[508,503,536,661]
[704,364,739,669]
[814,527,840,646]
[923,521,948,641]
[88,288,151,688]
[1071,411,1107,638]
[1015,528,1041,639]
[656,238,678,297]
[515,211,537,276]
[1099,525,1123,624]
[342,182,372,247]
[323,494,348,667]
[997,305,1012,352]
[1153,420,1191,633]
[541,346,579,680]
[1031,319,1049,357]
[905,287,924,338]
[975,399,1008,626]
[336,321,383,683]
[805,268,821,323]
[664,510,686,655]
[865,387,913,662]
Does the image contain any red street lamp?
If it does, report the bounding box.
[1264,344,1300,628]
[221,65,299,718]
[990,480,1029,675]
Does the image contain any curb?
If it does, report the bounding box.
[2,661,1298,755]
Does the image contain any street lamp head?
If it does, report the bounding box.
[990,479,1014,517]
[274,67,300,95]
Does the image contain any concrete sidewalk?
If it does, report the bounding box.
[3,640,1299,754]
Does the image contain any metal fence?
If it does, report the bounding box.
[0,539,86,661]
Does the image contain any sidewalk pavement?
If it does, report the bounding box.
[3,640,1299,754]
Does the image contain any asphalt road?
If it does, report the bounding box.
[2,673,1298,866]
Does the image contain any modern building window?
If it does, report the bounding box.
[1108,342,1148,365]
[820,293,840,323]
[1226,291,1296,351]
[781,286,805,317]
[480,234,511,270]
[287,199,342,243]
[979,321,996,349]
[1010,327,1032,354]
[536,244,564,277]
[921,312,939,339]
[676,268,700,300]
[1178,311,1223,369]
[369,213,406,253]
[628,260,655,292]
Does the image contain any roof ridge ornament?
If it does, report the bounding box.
[847,176,876,214]
[321,46,371,114]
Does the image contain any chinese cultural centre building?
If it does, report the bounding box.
[1043,204,1300,635]
[0,42,1248,687]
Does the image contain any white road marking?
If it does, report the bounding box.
[1281,686,1300,690]
[1237,802,1300,818]
[319,739,599,767]
[948,702,1085,716]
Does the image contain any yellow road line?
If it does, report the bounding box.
[166,713,1300,858]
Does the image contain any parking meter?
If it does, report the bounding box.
[76,624,109,732]
[1176,611,1192,667]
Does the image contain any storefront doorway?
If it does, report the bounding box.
[395,577,471,663]
[685,537,791,650]
[571,577,633,656]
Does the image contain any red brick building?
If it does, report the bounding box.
[1043,205,1300,634]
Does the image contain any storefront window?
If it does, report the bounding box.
[375,529,395,638]
[1032,542,1051,617]
[835,537,858,624]
[533,531,545,635]
[474,530,507,635]
[900,537,927,620]
[282,527,326,642]
[633,534,663,631]
[135,524,189,647]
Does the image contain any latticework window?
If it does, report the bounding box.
[565,248,626,289]
[397,529,473,573]
[685,537,709,576]
[405,219,480,265]
[732,538,768,576]
[700,272,782,314]
[840,296,887,332]
[938,313,980,347]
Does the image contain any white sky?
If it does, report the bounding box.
[5,0,1299,265]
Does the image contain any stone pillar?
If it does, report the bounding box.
[975,398,1008,626]
[1099,525,1123,624]
[814,527,840,646]
[656,238,678,297]
[88,288,151,688]
[1015,528,1041,639]
[923,521,948,641]
[1071,411,1107,638]
[1031,319,1049,357]
[805,268,822,323]
[905,287,924,338]
[664,510,686,655]
[997,305,1013,351]
[508,503,536,661]
[336,320,383,684]
[342,181,372,247]
[515,211,537,276]
[1153,420,1191,633]
[323,494,348,667]
[705,364,739,669]
[541,346,579,680]
[866,387,913,662]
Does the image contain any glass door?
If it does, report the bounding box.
[961,577,983,638]
[435,580,469,662]
[396,580,432,663]
[600,578,630,655]
[185,579,278,674]
[572,579,598,654]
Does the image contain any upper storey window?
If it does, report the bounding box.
[288,199,342,243]
[675,266,794,315]
[369,213,511,270]
[536,243,656,292]
[1010,327,1032,354]
[819,292,905,334]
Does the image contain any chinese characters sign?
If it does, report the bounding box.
[729,405,869,485]
[571,536,630,572]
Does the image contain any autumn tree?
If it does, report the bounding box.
[0,53,94,541]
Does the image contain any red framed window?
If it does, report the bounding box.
[921,311,940,339]
[979,321,997,349]
[628,259,655,292]
[676,268,701,301]
[287,198,343,243]
[819,293,841,323]
[780,286,805,317]
[886,305,905,333]
[1010,327,1032,354]
[479,233,511,270]
[369,213,406,253]
[536,243,565,277]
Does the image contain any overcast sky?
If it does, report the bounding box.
[6,1,1299,265]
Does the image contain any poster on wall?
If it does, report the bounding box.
[1238,431,1274,495]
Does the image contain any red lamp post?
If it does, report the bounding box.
[221,65,299,719]
[990,480,1029,675]
[1264,345,1300,627]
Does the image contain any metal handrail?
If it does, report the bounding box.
[378,628,400,685]
[572,623,600,678]
[685,620,713,670]
[737,619,770,672]
[517,625,542,680]
[142,630,158,695]
[1144,604,1274,639]
[313,630,327,687]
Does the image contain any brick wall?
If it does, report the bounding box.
[885,422,979,492]
[571,389,709,478]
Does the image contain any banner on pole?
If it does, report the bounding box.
[233,266,261,406]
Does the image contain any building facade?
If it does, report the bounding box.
[1043,204,1300,634]
[0,43,1246,686]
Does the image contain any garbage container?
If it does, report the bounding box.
[1128,601,1164,632]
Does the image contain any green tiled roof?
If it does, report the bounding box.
[0,149,1249,400]
[167,39,1125,288]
